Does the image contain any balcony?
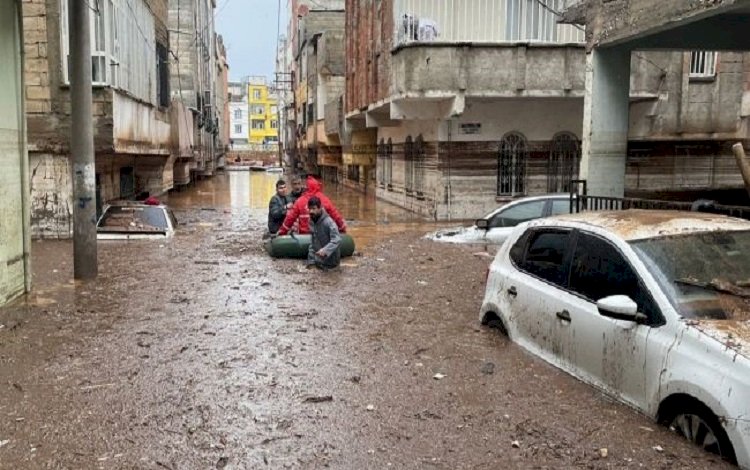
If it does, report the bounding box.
[389,0,586,103]
[393,0,585,47]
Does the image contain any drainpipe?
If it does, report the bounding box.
[732,143,750,199]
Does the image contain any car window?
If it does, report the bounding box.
[519,230,572,287]
[570,233,658,321]
[550,199,572,216]
[98,206,168,232]
[489,201,546,228]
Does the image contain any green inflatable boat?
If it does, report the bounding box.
[265,234,356,259]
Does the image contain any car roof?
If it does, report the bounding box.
[532,209,750,241]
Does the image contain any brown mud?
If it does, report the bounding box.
[0,173,731,469]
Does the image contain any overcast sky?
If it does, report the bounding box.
[216,0,288,81]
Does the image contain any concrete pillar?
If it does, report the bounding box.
[580,47,631,197]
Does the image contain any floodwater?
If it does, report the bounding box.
[0,172,732,469]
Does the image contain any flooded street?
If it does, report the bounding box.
[0,173,731,469]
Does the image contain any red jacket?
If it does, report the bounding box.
[278,177,347,235]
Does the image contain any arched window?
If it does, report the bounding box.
[547,132,580,193]
[385,138,393,189]
[405,136,414,195]
[414,135,426,198]
[377,138,385,187]
[497,132,528,196]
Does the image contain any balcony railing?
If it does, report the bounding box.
[394,0,585,46]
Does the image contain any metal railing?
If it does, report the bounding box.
[394,0,585,46]
[569,180,750,221]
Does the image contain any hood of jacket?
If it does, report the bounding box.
[306,176,322,195]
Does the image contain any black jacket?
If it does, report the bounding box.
[268,193,290,233]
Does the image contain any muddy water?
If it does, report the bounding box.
[0,173,732,469]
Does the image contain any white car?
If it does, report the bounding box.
[480,210,750,467]
[430,194,573,245]
[97,203,177,240]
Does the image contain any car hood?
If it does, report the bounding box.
[689,320,750,358]
[427,226,486,244]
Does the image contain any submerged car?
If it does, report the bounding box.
[429,194,573,245]
[480,210,750,467]
[97,203,177,240]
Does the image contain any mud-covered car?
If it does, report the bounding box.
[97,203,177,240]
[429,194,572,245]
[480,210,750,467]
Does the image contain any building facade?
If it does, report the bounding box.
[1,0,31,306]
[344,0,586,219]
[23,0,175,238]
[228,81,250,149]
[247,77,280,147]
[293,9,346,181]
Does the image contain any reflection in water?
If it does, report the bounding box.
[161,171,435,248]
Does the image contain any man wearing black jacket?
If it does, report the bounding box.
[267,179,292,235]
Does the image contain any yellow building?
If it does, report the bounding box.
[247,79,279,145]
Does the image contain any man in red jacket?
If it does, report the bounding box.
[278,176,347,235]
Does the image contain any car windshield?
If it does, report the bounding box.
[631,230,750,321]
[97,206,168,233]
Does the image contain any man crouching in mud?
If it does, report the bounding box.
[306,196,341,270]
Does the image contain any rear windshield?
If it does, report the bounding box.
[98,206,168,233]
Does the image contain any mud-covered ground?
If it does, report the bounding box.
[0,174,732,469]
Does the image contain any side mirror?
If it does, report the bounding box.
[597,295,647,323]
[475,219,489,230]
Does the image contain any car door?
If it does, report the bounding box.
[485,200,547,244]
[561,231,661,409]
[504,228,575,367]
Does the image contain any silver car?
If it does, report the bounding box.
[97,203,177,240]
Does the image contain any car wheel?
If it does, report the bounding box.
[481,312,508,336]
[664,403,736,464]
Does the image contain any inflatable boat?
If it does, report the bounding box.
[264,233,356,259]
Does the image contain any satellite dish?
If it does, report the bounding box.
[298,4,309,16]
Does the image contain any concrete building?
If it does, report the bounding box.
[281,0,346,170]
[293,9,346,181]
[215,34,229,170]
[169,0,222,181]
[228,81,249,150]
[345,0,586,219]
[22,0,174,238]
[247,77,280,147]
[1,0,31,306]
[562,0,750,200]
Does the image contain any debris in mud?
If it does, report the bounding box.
[433,373,446,380]
[216,456,229,469]
[480,362,495,375]
[0,440,9,448]
[194,260,220,265]
[303,396,333,403]
[366,404,375,411]
[511,440,521,448]
[349,375,361,384]
[653,445,664,453]
[598,448,608,458]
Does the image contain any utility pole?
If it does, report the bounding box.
[69,0,98,279]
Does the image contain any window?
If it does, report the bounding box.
[550,199,572,217]
[253,105,265,115]
[270,120,278,129]
[234,109,242,120]
[690,51,717,78]
[547,133,580,193]
[570,233,658,320]
[60,0,156,103]
[252,120,265,130]
[156,42,169,108]
[519,230,572,287]
[234,124,242,134]
[253,89,262,100]
[270,105,278,114]
[498,132,528,196]
[490,201,545,228]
